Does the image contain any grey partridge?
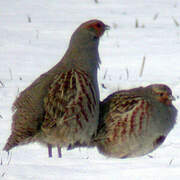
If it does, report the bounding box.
[4,19,110,158]
[94,84,177,158]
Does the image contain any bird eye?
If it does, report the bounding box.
[96,23,102,28]
[160,93,164,97]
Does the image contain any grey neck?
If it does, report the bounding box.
[63,37,101,79]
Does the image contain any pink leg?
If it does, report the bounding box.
[48,144,52,158]
[57,146,62,158]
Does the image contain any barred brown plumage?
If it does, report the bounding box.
[94,84,177,158]
[4,19,109,158]
[41,69,98,146]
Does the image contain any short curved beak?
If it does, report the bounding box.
[170,95,176,101]
[166,95,176,105]
[105,24,110,30]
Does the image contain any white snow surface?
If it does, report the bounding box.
[1,0,180,179]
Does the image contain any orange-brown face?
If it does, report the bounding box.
[156,91,173,105]
[83,20,110,38]
[151,84,175,105]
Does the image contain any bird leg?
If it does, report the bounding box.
[47,144,52,158]
[57,146,62,158]
[47,144,62,158]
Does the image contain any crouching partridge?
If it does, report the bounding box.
[94,84,177,158]
[4,19,110,157]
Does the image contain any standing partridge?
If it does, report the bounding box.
[94,84,177,158]
[4,19,110,157]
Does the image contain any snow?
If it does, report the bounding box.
[1,0,180,179]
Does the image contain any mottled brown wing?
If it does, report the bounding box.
[12,73,51,122]
[42,68,98,131]
[97,95,151,142]
[3,74,53,151]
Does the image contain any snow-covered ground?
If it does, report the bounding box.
[1,0,180,179]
